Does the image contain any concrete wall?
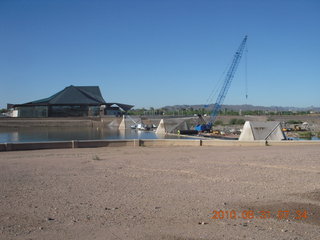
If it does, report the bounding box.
[0,144,6,151]
[76,139,135,148]
[140,139,201,147]
[1,139,320,151]
[202,140,267,146]
[0,141,73,151]
[266,140,320,146]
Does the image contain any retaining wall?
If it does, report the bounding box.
[140,139,201,147]
[0,141,73,151]
[1,139,320,152]
[76,139,136,148]
[266,140,320,146]
[202,140,267,147]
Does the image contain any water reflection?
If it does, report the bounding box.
[0,127,189,143]
[291,136,320,141]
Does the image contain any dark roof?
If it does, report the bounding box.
[21,85,107,106]
[106,103,134,111]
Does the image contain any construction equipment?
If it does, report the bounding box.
[294,125,302,131]
[195,36,248,132]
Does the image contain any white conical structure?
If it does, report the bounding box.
[118,115,127,130]
[239,121,286,141]
[156,119,166,134]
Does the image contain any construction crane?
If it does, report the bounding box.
[195,35,248,132]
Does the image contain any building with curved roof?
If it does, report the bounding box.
[14,85,133,117]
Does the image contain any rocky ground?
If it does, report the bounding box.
[1,145,320,240]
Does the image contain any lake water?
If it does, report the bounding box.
[290,136,320,141]
[0,127,192,143]
[0,127,319,143]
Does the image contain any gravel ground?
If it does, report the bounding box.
[1,145,320,240]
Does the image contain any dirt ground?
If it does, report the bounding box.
[1,145,320,240]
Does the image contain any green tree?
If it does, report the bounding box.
[229,118,245,125]
[214,120,224,126]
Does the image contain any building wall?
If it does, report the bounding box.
[88,106,100,116]
[49,105,89,117]
[17,105,102,117]
[18,106,48,118]
[105,107,122,116]
[16,104,126,117]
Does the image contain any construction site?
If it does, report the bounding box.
[2,35,319,143]
[1,36,320,240]
[2,0,320,239]
[115,35,319,142]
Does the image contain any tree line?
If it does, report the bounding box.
[127,107,313,116]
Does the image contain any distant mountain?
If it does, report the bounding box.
[162,104,320,112]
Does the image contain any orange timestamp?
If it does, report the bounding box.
[211,210,308,220]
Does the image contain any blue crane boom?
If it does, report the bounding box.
[195,36,248,132]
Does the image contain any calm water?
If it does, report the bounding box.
[0,127,192,143]
[0,127,318,143]
[290,136,320,141]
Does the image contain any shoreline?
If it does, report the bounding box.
[1,138,320,152]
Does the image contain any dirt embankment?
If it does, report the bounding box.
[1,145,320,240]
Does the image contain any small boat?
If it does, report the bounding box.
[133,123,157,131]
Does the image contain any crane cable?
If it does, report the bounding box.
[206,39,249,107]
[205,63,229,107]
[245,43,248,101]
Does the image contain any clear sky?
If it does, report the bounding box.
[0,0,319,109]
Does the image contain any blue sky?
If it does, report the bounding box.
[0,0,319,109]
